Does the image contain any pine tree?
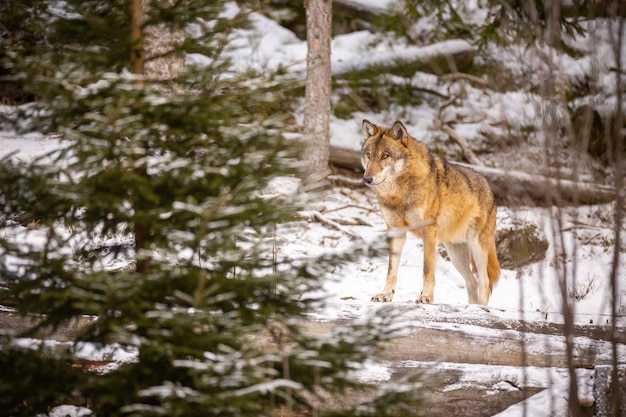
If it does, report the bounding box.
[0,1,424,416]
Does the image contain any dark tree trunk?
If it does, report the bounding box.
[130,0,145,81]
[129,0,150,274]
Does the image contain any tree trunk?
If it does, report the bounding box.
[129,0,145,82]
[303,0,332,180]
[129,0,150,274]
[143,0,185,93]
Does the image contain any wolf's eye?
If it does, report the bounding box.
[366,152,371,159]
[381,154,390,160]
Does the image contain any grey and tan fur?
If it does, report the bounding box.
[361,119,500,305]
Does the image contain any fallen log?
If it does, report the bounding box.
[2,303,625,368]
[462,162,617,205]
[328,145,617,205]
[5,305,613,417]
[330,146,362,171]
[291,320,609,368]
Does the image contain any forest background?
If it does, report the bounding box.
[0,1,624,416]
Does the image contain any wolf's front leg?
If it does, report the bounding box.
[372,233,406,302]
[416,227,437,304]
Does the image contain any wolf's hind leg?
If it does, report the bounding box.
[445,243,479,304]
[469,238,491,305]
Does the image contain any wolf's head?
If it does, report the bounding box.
[361,119,413,188]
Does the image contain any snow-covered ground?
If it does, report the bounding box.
[291,182,625,327]
[2,2,625,415]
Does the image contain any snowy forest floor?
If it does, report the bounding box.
[269,180,624,416]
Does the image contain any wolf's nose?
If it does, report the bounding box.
[363,176,373,185]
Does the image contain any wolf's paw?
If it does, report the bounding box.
[416,294,433,304]
[371,293,393,302]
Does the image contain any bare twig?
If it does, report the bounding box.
[321,204,378,215]
[335,80,373,113]
[452,114,488,125]
[441,72,489,87]
[434,96,457,121]
[439,124,485,166]
[331,217,373,227]
[433,95,485,166]
[302,210,363,241]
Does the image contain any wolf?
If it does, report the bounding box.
[361,119,500,305]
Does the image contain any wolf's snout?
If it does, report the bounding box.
[363,176,373,186]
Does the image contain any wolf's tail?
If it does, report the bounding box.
[487,244,500,294]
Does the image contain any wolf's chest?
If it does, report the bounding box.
[377,194,427,226]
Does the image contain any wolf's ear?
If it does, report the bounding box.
[390,120,409,142]
[362,119,378,139]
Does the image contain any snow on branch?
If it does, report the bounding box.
[334,0,389,16]
[331,39,475,77]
